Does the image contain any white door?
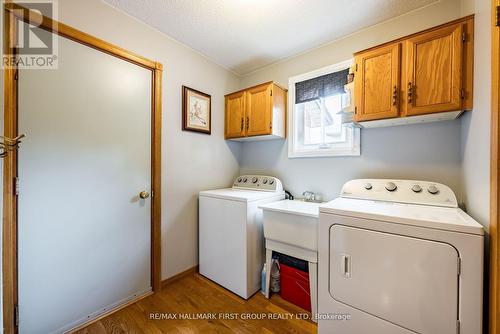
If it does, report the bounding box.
[330,225,459,334]
[18,32,152,333]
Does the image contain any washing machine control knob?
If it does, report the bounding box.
[385,182,397,192]
[252,177,258,184]
[412,184,422,193]
[428,185,439,195]
[364,183,372,190]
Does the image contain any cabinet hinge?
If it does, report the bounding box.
[14,177,19,196]
[14,71,18,81]
[462,31,466,43]
[270,90,273,96]
[14,304,19,328]
[269,122,272,129]
[496,6,500,27]
[461,89,465,99]
[354,106,358,114]
[355,63,358,72]
[457,257,462,276]
[456,319,460,334]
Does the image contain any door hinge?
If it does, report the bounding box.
[462,31,466,43]
[14,177,19,196]
[456,319,460,334]
[457,257,462,276]
[14,304,19,328]
[496,6,500,27]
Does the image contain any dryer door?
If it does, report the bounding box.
[330,225,459,334]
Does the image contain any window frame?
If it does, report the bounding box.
[288,59,360,158]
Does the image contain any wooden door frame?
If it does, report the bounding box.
[2,3,162,333]
[492,0,500,333]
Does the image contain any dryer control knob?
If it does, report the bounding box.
[242,178,248,183]
[269,179,275,185]
[385,182,397,192]
[412,184,422,193]
[252,177,258,184]
[428,185,439,195]
[237,178,242,183]
[364,183,372,190]
[262,178,268,184]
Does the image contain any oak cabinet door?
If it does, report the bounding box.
[246,83,273,137]
[225,91,246,139]
[354,43,401,122]
[405,24,463,116]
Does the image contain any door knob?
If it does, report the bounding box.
[139,191,150,199]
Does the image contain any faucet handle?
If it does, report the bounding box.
[302,191,315,201]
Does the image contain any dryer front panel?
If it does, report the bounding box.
[329,225,459,334]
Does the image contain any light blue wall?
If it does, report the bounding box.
[240,120,463,202]
[460,0,491,228]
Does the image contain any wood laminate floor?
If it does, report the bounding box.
[75,273,317,334]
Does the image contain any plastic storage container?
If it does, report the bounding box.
[279,263,311,311]
[277,253,309,272]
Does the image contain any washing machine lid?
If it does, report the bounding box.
[320,197,484,235]
[199,188,284,202]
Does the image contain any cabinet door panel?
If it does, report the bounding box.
[246,83,272,136]
[354,44,400,122]
[225,91,246,139]
[405,24,463,115]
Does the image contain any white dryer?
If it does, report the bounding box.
[199,175,284,299]
[318,179,484,334]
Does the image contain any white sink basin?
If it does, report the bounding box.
[259,200,322,252]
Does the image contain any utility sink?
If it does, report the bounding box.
[259,200,322,252]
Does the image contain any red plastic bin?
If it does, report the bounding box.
[279,263,311,311]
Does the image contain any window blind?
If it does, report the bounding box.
[295,68,349,104]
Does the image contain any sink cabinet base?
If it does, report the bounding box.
[264,239,318,322]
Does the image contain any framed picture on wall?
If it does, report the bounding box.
[182,86,211,134]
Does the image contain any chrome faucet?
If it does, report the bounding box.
[302,191,316,202]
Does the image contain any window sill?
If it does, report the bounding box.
[288,148,360,158]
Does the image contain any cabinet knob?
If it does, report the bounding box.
[407,82,413,104]
[392,86,398,106]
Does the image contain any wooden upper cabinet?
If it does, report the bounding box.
[225,91,246,139]
[404,23,463,116]
[353,16,473,124]
[354,43,401,122]
[224,82,286,140]
[246,83,272,137]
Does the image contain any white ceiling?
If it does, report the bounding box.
[103,0,438,76]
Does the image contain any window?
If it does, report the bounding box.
[288,60,360,158]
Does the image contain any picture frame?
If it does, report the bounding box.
[182,86,211,134]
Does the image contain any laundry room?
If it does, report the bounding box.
[0,0,495,333]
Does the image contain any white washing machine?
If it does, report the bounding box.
[318,179,484,334]
[199,175,284,299]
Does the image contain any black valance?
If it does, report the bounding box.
[295,68,349,104]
